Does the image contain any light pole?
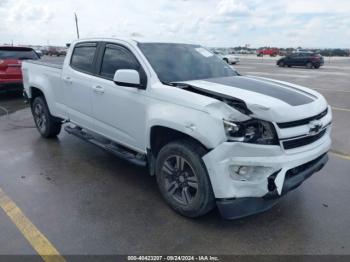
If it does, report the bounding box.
[74,13,80,39]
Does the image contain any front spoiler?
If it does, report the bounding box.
[216,153,328,219]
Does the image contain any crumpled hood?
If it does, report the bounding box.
[181,76,328,123]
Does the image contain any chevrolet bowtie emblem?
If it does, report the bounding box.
[308,120,322,135]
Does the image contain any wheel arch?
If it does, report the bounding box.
[28,86,45,104]
[28,86,61,121]
[147,125,211,176]
[149,125,209,157]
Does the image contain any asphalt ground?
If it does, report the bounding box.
[0,56,349,259]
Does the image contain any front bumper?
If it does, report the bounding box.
[202,127,331,219]
[216,153,328,219]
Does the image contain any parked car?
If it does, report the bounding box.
[41,49,49,56]
[257,48,280,57]
[59,48,67,56]
[213,51,240,64]
[22,39,331,219]
[0,46,40,92]
[34,49,43,57]
[277,52,324,69]
[47,47,66,56]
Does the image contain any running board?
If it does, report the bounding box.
[64,125,147,167]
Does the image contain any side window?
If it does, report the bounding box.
[100,44,139,79]
[70,43,97,73]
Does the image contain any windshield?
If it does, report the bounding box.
[138,43,237,83]
[0,49,39,60]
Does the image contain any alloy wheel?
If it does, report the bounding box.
[34,103,47,133]
[161,155,198,205]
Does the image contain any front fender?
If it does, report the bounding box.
[146,102,226,149]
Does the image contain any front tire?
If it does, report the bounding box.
[278,61,285,67]
[32,96,61,138]
[155,139,215,218]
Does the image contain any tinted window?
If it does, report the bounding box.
[0,48,39,60]
[138,43,237,83]
[70,44,97,73]
[100,45,139,79]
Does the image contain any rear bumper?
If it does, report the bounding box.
[216,153,328,219]
[0,82,23,92]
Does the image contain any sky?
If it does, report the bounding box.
[0,0,349,48]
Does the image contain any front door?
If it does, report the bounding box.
[91,43,148,152]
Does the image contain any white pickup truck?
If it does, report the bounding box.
[22,38,331,219]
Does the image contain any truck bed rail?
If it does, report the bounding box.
[24,60,63,70]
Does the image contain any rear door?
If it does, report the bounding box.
[62,42,98,131]
[298,53,309,65]
[91,42,148,151]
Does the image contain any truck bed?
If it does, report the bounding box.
[22,59,65,118]
[25,59,63,70]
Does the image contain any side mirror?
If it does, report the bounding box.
[113,69,144,89]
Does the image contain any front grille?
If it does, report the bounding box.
[285,153,326,179]
[277,108,328,128]
[282,128,327,150]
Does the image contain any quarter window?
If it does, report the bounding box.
[70,43,97,73]
[100,44,139,79]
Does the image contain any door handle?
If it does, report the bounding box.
[63,76,73,84]
[92,85,105,94]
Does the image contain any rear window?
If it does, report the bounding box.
[70,43,97,73]
[0,48,39,60]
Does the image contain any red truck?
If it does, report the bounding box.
[0,46,40,92]
[257,48,280,57]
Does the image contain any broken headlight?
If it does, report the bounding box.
[223,119,278,145]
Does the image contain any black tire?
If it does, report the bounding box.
[314,64,320,69]
[306,62,314,69]
[31,96,61,138]
[155,139,215,218]
[278,61,285,67]
[223,58,229,63]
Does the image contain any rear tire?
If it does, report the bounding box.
[314,64,320,69]
[31,96,61,138]
[155,139,215,218]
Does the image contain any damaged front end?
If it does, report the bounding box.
[215,153,328,219]
[169,81,331,219]
[202,136,330,219]
[169,81,253,116]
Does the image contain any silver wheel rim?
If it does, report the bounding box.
[34,103,47,133]
[161,155,198,206]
